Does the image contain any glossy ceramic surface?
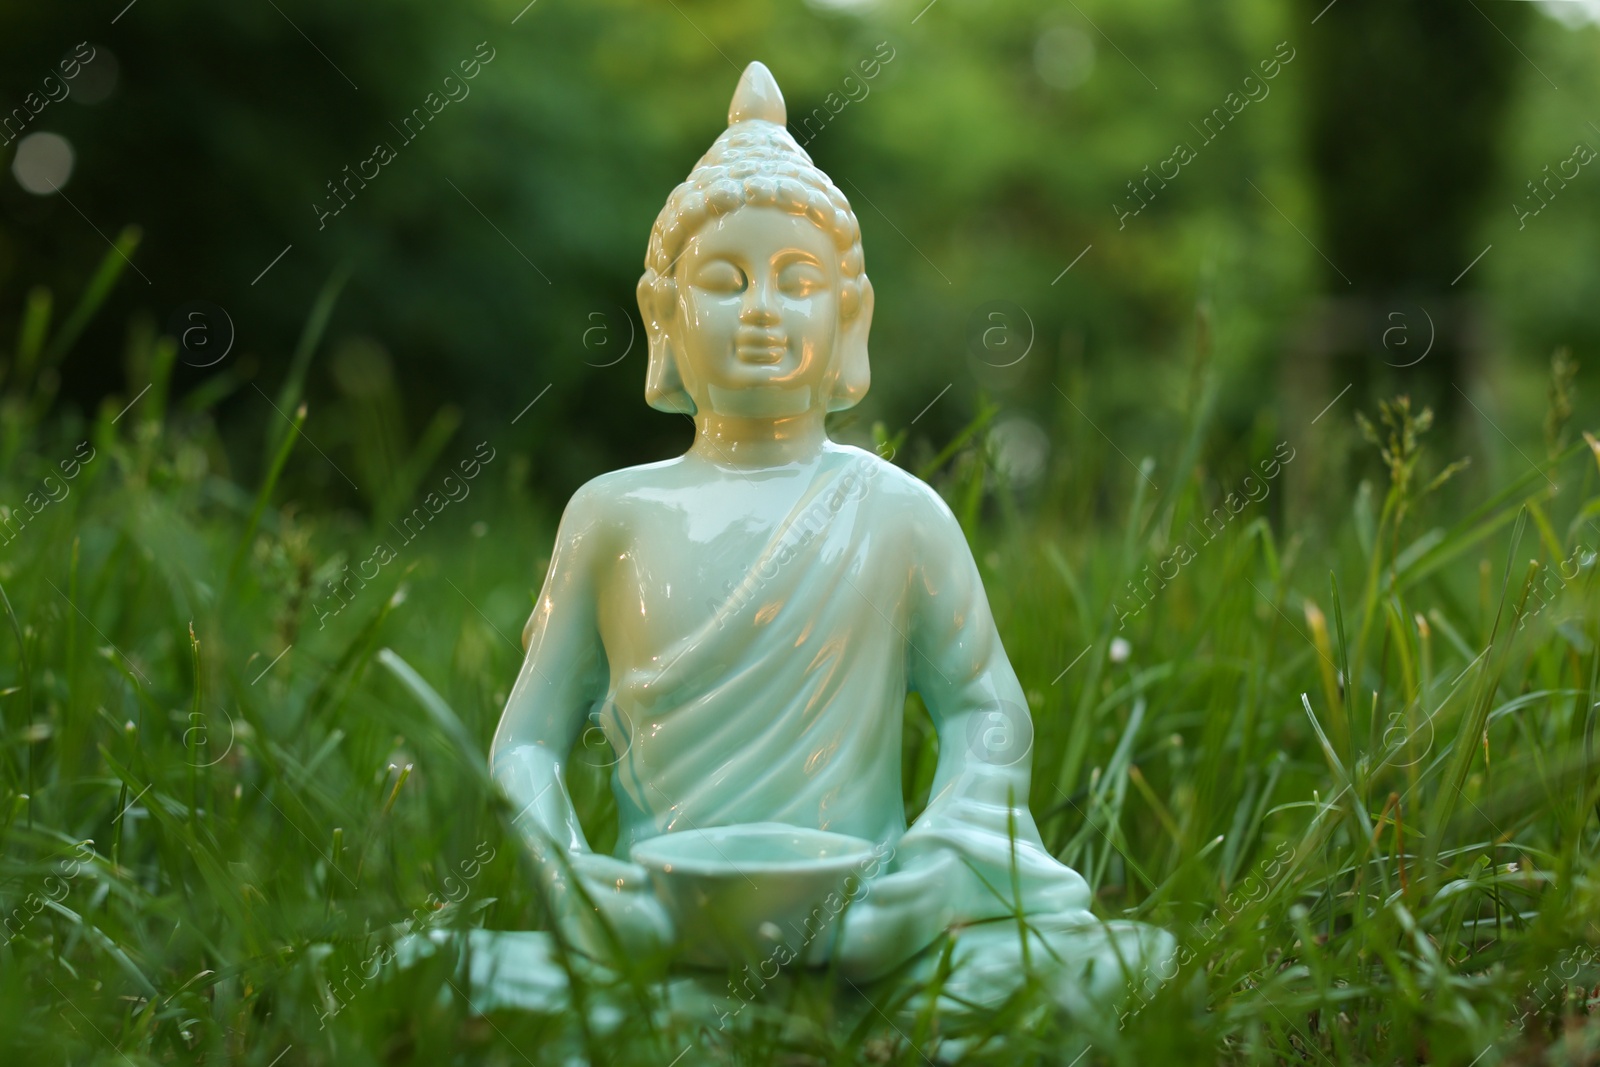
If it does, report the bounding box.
[485,60,1169,993]
[632,823,880,967]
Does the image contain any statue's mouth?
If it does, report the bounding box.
[734,332,788,364]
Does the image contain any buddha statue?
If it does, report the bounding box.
[477,61,1170,1021]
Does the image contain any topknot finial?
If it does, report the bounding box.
[728,61,786,126]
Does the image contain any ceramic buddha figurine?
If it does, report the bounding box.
[484,61,1168,1010]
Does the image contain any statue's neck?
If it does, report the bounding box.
[689,410,829,470]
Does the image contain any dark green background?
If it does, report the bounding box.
[2,0,1596,508]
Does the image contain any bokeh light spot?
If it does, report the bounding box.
[11,132,76,195]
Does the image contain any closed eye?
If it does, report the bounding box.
[778,262,826,297]
[693,260,746,294]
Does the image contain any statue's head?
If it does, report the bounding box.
[637,62,873,419]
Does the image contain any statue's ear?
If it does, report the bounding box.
[638,273,697,415]
[827,273,873,413]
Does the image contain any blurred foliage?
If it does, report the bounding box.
[4,2,1600,1058]
[6,0,1600,1055]
[1300,0,1526,292]
[0,0,1595,516]
[0,243,1598,1063]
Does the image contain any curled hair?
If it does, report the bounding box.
[640,121,865,302]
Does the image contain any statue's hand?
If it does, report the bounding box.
[830,851,963,981]
[551,851,676,966]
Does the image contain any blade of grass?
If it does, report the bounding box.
[377,648,491,790]
[1426,508,1529,863]
[10,286,52,390]
[0,579,32,800]
[1329,571,1355,768]
[226,402,306,592]
[44,226,141,364]
[271,266,349,452]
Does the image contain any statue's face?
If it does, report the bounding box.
[671,207,841,419]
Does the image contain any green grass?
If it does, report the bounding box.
[2,250,1599,1065]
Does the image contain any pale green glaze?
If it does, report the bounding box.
[476,61,1170,1006]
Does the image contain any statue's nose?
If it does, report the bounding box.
[740,276,781,326]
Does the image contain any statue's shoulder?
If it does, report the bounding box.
[561,457,690,529]
[829,443,957,521]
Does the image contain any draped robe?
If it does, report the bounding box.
[471,444,1168,1010]
[611,447,911,848]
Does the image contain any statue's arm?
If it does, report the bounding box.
[905,490,1041,836]
[488,483,612,866]
[896,485,1089,917]
[488,483,673,960]
[833,484,1056,978]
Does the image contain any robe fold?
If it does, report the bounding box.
[421,445,1175,1023]
[596,447,1093,939]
